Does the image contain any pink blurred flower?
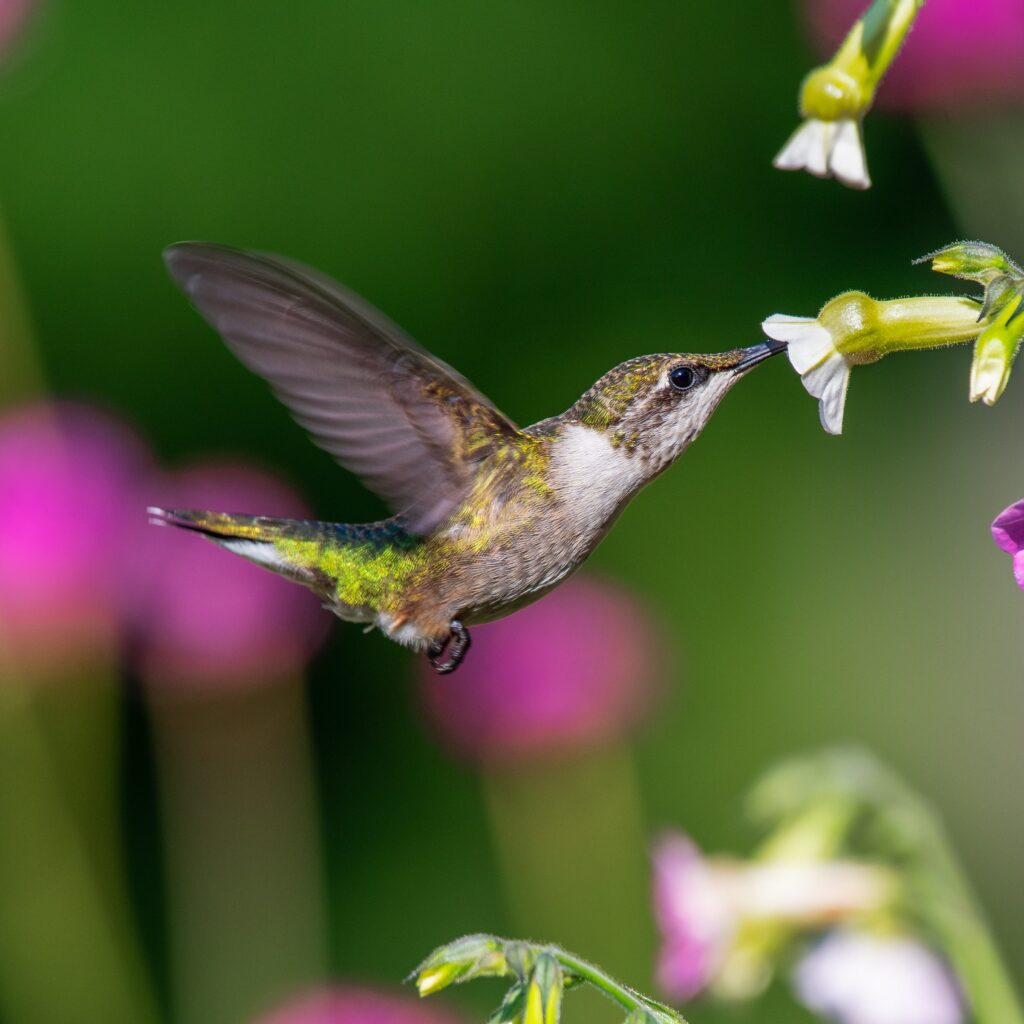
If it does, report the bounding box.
[794,931,963,1024]
[653,834,730,1001]
[418,576,662,765]
[253,986,462,1024]
[0,401,150,675]
[803,0,1024,111]
[0,0,33,59]
[653,833,896,1002]
[131,460,328,690]
[992,499,1024,589]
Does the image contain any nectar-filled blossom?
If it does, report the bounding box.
[254,986,462,1024]
[0,401,150,674]
[652,833,895,1001]
[133,461,328,690]
[991,500,1024,590]
[794,931,963,1024]
[763,292,982,434]
[417,576,661,764]
[804,0,1024,112]
[775,0,924,188]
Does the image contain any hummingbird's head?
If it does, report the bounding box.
[565,339,785,473]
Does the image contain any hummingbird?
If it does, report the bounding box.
[152,243,785,674]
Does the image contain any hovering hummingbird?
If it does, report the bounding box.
[152,244,785,673]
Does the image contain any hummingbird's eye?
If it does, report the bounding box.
[669,365,697,391]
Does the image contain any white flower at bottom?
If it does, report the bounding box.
[762,313,851,435]
[774,119,870,191]
[794,931,963,1024]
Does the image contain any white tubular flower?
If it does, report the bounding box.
[763,292,984,435]
[794,930,963,1024]
[774,0,924,190]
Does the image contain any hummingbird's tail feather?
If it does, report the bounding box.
[147,506,320,585]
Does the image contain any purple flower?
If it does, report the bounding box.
[992,500,1024,589]
[418,576,662,764]
[131,461,328,690]
[253,986,462,1024]
[804,0,1024,111]
[0,401,150,674]
[794,931,963,1024]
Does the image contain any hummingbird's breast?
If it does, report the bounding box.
[420,422,650,625]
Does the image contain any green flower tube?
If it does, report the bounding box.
[763,292,982,433]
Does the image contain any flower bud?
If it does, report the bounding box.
[523,953,563,1024]
[414,936,509,996]
[969,295,1024,405]
[915,241,1019,285]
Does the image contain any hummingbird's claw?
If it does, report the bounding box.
[428,620,472,675]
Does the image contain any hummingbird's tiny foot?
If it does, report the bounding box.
[427,620,472,675]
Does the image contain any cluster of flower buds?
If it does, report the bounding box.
[775,0,924,189]
[764,240,1024,434]
[651,748,995,1024]
[917,241,1024,406]
[412,935,682,1024]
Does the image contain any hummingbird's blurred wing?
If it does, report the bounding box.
[164,243,520,534]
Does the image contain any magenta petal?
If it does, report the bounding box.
[0,0,34,57]
[254,986,462,1024]
[0,401,151,670]
[1013,551,1024,592]
[651,833,727,1001]
[991,500,1024,555]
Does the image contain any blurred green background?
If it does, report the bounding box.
[1,2,1022,1023]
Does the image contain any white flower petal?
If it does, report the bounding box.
[774,120,825,174]
[808,120,835,178]
[794,931,963,1024]
[829,119,871,190]
[763,313,836,374]
[801,352,851,435]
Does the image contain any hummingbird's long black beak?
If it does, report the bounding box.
[732,338,787,372]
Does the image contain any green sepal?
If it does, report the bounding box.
[488,984,526,1024]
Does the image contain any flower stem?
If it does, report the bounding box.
[907,819,1024,1024]
[553,949,685,1023]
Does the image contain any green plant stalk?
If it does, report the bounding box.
[554,949,685,1023]
[905,818,1023,1024]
